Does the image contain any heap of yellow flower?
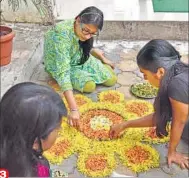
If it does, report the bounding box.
[77,149,116,177]
[98,90,125,103]
[118,142,159,172]
[124,100,154,118]
[44,88,170,177]
[43,131,75,165]
[61,94,93,111]
[79,102,128,141]
[142,124,171,144]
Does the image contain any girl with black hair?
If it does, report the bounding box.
[0,82,67,176]
[44,6,117,129]
[110,39,189,169]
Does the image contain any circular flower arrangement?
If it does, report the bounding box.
[44,92,162,177]
[77,150,116,177]
[118,142,159,172]
[61,94,93,111]
[142,125,170,144]
[43,136,75,165]
[74,94,92,107]
[98,90,125,103]
[124,100,154,118]
[79,103,127,140]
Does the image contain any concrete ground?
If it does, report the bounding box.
[1,23,188,178]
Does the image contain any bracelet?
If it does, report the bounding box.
[70,108,78,112]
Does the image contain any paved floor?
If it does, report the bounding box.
[30,40,189,178]
[1,23,188,177]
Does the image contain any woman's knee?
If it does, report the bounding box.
[103,75,117,87]
[83,81,96,93]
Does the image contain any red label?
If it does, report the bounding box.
[0,169,9,178]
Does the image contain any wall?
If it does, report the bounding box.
[1,0,42,23]
[1,0,54,24]
[1,0,188,23]
[99,21,188,41]
[54,0,188,21]
[1,0,188,40]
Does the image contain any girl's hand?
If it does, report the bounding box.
[68,110,80,130]
[168,151,189,169]
[109,123,126,139]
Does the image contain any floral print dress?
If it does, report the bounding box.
[44,20,112,92]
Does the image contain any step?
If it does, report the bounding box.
[1,23,48,97]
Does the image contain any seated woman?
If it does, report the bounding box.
[44,6,117,129]
[110,39,189,169]
[0,82,67,177]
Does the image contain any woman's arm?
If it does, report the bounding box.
[125,113,155,128]
[90,48,115,69]
[45,33,80,129]
[64,90,80,129]
[167,97,189,168]
[90,48,105,61]
[110,113,156,139]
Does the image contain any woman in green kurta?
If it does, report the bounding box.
[44,6,117,129]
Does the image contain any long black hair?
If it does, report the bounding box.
[137,39,188,137]
[0,82,67,176]
[75,6,104,65]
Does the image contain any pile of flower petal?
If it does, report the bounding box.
[77,150,116,177]
[61,94,93,111]
[142,125,170,144]
[74,94,92,107]
[43,135,75,165]
[43,90,168,177]
[80,110,123,140]
[124,100,154,117]
[79,103,127,140]
[118,142,159,172]
[98,90,125,103]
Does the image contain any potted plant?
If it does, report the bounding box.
[0,25,15,66]
[0,0,54,66]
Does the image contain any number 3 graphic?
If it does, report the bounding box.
[0,169,9,178]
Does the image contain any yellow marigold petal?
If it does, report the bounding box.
[98,90,125,104]
[61,94,93,112]
[124,100,154,118]
[142,124,171,144]
[43,135,75,165]
[118,142,159,173]
[77,149,116,177]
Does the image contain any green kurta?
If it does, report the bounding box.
[44,20,112,92]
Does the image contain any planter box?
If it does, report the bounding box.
[152,0,188,12]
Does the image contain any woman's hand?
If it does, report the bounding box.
[102,57,115,69]
[109,123,126,139]
[63,90,80,130]
[91,48,115,69]
[68,110,80,130]
[168,151,189,169]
